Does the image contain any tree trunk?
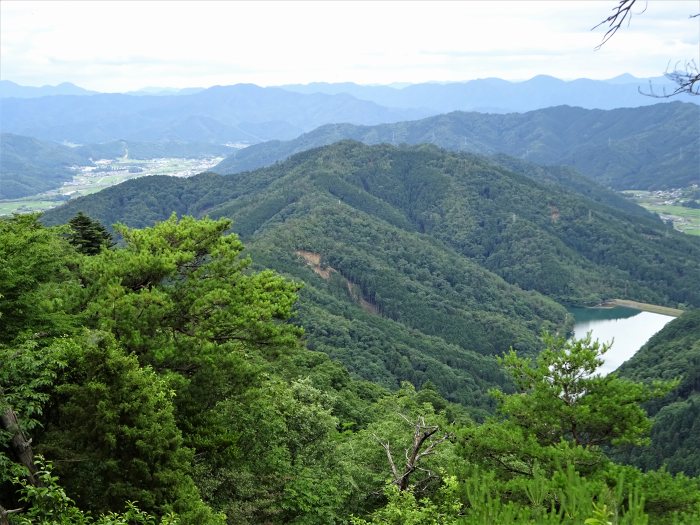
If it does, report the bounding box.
[0,504,23,525]
[1,406,39,485]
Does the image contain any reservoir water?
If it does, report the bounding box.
[569,306,675,375]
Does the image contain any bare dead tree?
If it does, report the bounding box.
[0,504,24,525]
[644,60,700,97]
[592,0,700,96]
[374,415,451,492]
[0,398,39,525]
[0,402,40,486]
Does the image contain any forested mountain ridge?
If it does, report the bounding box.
[42,143,700,404]
[0,84,427,144]
[43,145,577,407]
[616,309,700,476]
[213,102,700,190]
[45,141,700,307]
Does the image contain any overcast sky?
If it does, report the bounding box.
[1,0,698,92]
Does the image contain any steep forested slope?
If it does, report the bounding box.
[0,133,85,198]
[214,103,699,190]
[616,310,700,476]
[43,143,700,404]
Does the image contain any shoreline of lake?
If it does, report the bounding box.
[594,299,683,317]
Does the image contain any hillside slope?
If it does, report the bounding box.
[616,310,700,476]
[0,133,85,199]
[43,143,700,403]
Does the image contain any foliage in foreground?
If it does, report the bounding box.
[1,213,699,524]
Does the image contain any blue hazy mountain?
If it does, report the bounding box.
[0,80,97,98]
[0,84,428,144]
[281,75,699,113]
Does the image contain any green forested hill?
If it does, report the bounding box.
[213,102,700,190]
[0,133,85,198]
[616,310,700,475]
[43,143,700,405]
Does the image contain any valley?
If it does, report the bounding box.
[623,187,700,235]
[0,156,223,215]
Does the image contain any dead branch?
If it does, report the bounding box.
[0,504,25,525]
[592,0,643,50]
[0,406,40,486]
[375,416,451,491]
[640,60,700,98]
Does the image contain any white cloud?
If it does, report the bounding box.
[1,0,697,90]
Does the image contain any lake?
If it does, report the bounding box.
[569,306,675,375]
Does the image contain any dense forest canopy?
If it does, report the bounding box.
[615,310,700,476]
[39,142,700,411]
[45,142,700,307]
[2,213,700,524]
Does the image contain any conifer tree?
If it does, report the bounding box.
[67,212,113,255]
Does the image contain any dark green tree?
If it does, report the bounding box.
[495,332,670,449]
[460,333,674,479]
[0,214,81,344]
[38,332,221,523]
[67,212,113,255]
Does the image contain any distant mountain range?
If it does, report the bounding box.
[124,87,205,96]
[4,75,696,111]
[281,74,699,113]
[0,80,97,98]
[0,84,427,144]
[0,80,206,98]
[213,102,700,190]
[1,75,697,146]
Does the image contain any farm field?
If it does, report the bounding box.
[623,188,700,236]
[0,157,223,216]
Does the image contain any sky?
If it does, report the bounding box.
[1,0,698,92]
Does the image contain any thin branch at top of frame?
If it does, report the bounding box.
[592,0,647,50]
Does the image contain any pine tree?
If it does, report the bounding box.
[67,212,113,255]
